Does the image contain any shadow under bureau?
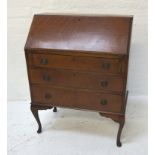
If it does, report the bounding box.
[24,14,133,147]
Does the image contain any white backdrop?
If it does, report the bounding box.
[7,0,148,101]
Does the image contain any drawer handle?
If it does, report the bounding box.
[43,74,50,81]
[101,81,108,87]
[102,63,110,70]
[44,93,52,100]
[100,99,108,106]
[40,58,48,65]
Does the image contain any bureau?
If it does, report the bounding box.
[24,14,133,147]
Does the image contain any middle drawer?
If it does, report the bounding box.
[30,68,124,93]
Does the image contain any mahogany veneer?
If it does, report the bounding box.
[24,14,133,147]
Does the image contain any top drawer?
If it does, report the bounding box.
[32,53,122,74]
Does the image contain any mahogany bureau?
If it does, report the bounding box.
[24,14,133,147]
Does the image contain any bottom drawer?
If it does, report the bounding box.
[31,85,123,113]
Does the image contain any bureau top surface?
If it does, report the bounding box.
[25,14,133,55]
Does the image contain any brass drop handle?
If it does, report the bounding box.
[102,62,110,70]
[101,81,108,87]
[40,58,48,65]
[43,73,50,81]
[44,93,52,100]
[100,99,108,106]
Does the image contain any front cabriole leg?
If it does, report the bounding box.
[117,118,125,147]
[99,113,125,147]
[30,104,53,133]
[31,105,42,133]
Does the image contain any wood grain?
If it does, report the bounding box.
[32,53,122,74]
[25,14,132,55]
[29,68,124,93]
[31,85,123,113]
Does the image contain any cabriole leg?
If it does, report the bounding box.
[30,105,42,133]
[53,107,57,112]
[117,119,125,147]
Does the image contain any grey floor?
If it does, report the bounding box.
[8,97,147,155]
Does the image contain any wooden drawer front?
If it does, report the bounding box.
[31,85,123,113]
[30,69,124,92]
[32,54,122,74]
